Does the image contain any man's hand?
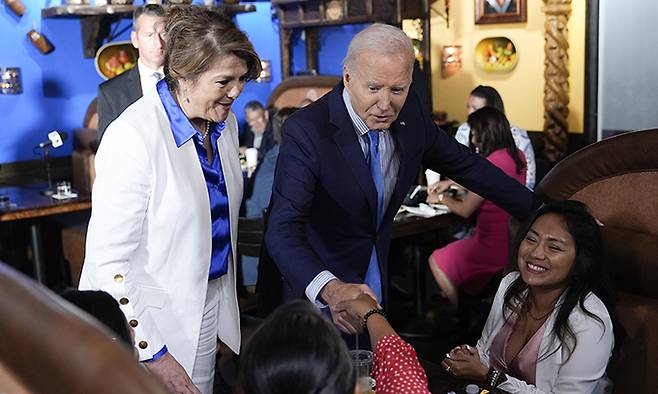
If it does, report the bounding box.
[320,279,377,334]
[144,352,200,394]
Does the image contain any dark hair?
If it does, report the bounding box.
[238,301,355,394]
[272,107,298,145]
[470,85,505,113]
[163,6,261,94]
[60,289,133,349]
[467,107,525,175]
[504,200,617,362]
[244,100,265,112]
[132,4,165,30]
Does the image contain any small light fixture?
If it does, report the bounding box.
[441,45,462,79]
[256,60,271,83]
[0,68,22,94]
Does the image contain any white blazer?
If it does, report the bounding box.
[79,89,243,375]
[476,272,614,393]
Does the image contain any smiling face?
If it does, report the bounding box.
[343,52,412,130]
[177,54,248,124]
[517,213,577,291]
[131,14,165,70]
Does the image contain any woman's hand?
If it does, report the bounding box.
[336,293,380,321]
[145,352,201,394]
[440,344,489,383]
[427,180,453,195]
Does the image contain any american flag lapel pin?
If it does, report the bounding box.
[400,121,406,126]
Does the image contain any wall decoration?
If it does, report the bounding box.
[1,68,22,94]
[5,0,26,17]
[474,37,517,72]
[325,0,344,21]
[475,0,526,24]
[441,45,462,78]
[27,30,55,55]
[95,41,138,79]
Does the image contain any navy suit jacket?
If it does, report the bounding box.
[261,82,537,310]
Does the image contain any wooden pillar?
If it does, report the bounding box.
[542,0,572,161]
[304,28,319,74]
[279,28,293,79]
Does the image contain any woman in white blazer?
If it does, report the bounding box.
[79,7,261,394]
[442,201,618,393]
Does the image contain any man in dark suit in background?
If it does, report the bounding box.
[240,100,275,161]
[97,4,165,140]
[261,24,537,333]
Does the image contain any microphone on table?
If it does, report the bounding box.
[35,130,68,149]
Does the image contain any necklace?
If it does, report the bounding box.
[201,120,211,140]
[527,307,555,321]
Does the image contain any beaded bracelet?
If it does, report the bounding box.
[487,366,502,389]
[362,308,386,330]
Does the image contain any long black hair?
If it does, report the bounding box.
[467,107,525,175]
[238,300,355,394]
[504,200,617,362]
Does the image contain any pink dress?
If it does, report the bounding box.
[430,148,526,295]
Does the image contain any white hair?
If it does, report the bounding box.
[343,24,415,76]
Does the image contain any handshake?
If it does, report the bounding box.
[321,279,381,334]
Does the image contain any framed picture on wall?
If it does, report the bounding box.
[475,0,527,24]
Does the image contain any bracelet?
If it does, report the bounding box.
[362,308,386,330]
[486,366,502,389]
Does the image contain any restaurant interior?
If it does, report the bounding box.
[1,0,657,393]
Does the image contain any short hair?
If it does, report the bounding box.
[470,85,506,113]
[244,100,265,113]
[467,106,525,174]
[60,289,133,349]
[238,301,355,394]
[343,23,414,77]
[132,4,165,31]
[163,6,261,95]
[272,106,298,144]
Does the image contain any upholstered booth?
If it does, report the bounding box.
[0,261,167,394]
[266,75,340,109]
[535,128,658,392]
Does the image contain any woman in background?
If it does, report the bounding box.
[455,85,535,189]
[442,201,616,393]
[427,107,526,305]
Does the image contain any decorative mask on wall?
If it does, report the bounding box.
[441,45,462,78]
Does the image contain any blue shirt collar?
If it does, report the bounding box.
[157,79,225,148]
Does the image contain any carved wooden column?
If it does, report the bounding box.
[542,0,571,161]
[279,28,293,79]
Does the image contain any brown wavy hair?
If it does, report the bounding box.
[162,6,261,94]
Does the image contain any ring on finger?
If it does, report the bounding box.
[445,365,451,373]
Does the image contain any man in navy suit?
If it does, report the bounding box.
[262,24,537,333]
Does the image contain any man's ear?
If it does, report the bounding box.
[130,30,139,49]
[343,64,350,87]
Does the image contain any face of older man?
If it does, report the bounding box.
[343,52,412,130]
[245,108,269,135]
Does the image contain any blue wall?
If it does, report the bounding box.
[0,0,365,164]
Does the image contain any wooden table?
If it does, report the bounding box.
[0,185,91,283]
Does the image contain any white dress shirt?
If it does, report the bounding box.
[137,59,164,95]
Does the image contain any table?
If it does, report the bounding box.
[0,185,91,283]
[392,211,462,337]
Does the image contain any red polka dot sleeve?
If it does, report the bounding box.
[372,335,430,394]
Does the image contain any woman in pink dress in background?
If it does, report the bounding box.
[426,106,526,305]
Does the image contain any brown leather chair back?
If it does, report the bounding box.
[535,128,658,392]
[0,262,167,394]
[267,75,340,109]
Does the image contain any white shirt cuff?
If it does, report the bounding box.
[305,270,337,308]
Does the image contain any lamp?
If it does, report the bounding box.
[1,68,22,94]
[441,45,462,79]
[255,60,271,83]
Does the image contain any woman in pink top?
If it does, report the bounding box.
[426,107,527,304]
[441,201,617,393]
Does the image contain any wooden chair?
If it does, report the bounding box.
[0,261,167,394]
[266,75,340,109]
[535,128,658,392]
